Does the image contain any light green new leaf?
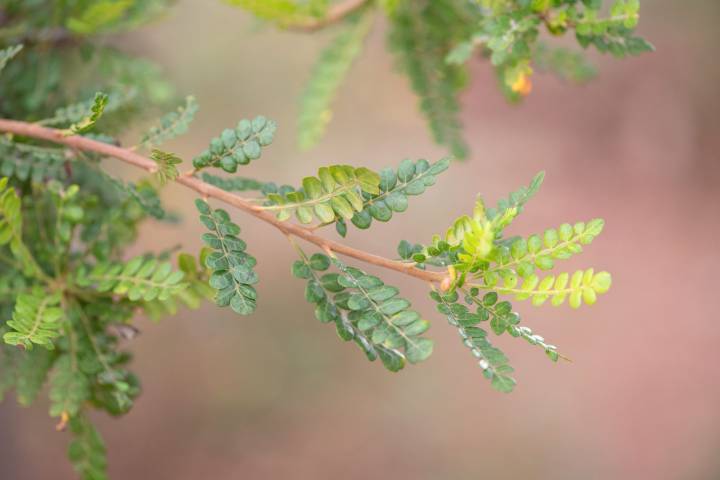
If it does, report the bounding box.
[0,177,46,277]
[263,165,380,224]
[142,251,216,320]
[63,92,109,135]
[38,89,136,127]
[225,0,328,25]
[75,256,187,302]
[67,0,133,34]
[494,268,612,308]
[3,287,64,350]
[150,149,182,185]
[484,218,605,279]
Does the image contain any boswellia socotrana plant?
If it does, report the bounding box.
[0,1,648,479]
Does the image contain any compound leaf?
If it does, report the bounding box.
[298,9,373,150]
[75,257,187,302]
[196,199,259,315]
[3,287,64,350]
[63,92,109,135]
[141,95,198,147]
[192,116,276,172]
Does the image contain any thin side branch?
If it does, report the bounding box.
[0,118,445,284]
[284,0,369,32]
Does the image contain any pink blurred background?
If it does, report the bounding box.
[2,0,720,478]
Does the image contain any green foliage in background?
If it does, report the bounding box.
[228,0,652,158]
[298,9,373,150]
[0,1,624,479]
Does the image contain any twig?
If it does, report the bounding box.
[0,118,444,284]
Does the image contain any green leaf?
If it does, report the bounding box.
[309,253,331,271]
[446,37,479,65]
[292,251,433,371]
[192,116,276,172]
[67,0,133,34]
[298,9,373,150]
[388,1,480,159]
[263,165,381,224]
[49,355,90,418]
[0,138,67,182]
[292,251,386,366]
[292,260,312,279]
[397,240,414,259]
[3,287,64,350]
[230,293,257,315]
[431,290,516,392]
[14,347,55,406]
[68,416,108,480]
[377,346,405,372]
[483,218,605,282]
[405,337,434,363]
[0,345,19,402]
[487,171,544,219]
[0,177,47,277]
[38,89,136,127]
[144,250,217,318]
[150,149,182,185]
[196,200,259,315]
[491,374,516,393]
[533,43,596,83]
[200,172,271,192]
[142,96,198,147]
[332,259,433,366]
[351,157,450,231]
[508,324,565,363]
[494,268,612,308]
[225,0,328,25]
[464,287,566,363]
[108,176,167,220]
[63,92,109,135]
[572,1,653,58]
[75,257,187,302]
[0,44,23,75]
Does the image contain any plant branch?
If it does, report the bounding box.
[0,118,445,284]
[284,0,369,32]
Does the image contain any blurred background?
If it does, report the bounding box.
[2,0,719,478]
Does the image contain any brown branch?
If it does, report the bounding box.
[0,118,445,284]
[283,0,369,32]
